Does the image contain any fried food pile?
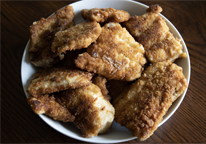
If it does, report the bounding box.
[27,4,188,141]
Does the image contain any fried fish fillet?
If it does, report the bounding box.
[28,95,74,122]
[27,67,93,97]
[29,5,75,67]
[113,61,187,141]
[92,75,110,101]
[75,22,147,81]
[55,83,115,138]
[82,8,130,23]
[124,4,186,63]
[51,21,101,54]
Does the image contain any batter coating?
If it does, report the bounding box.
[114,61,187,141]
[82,7,130,23]
[28,95,74,122]
[51,21,101,54]
[27,67,93,97]
[92,75,110,101]
[75,22,147,81]
[55,83,115,138]
[124,4,186,63]
[29,5,75,67]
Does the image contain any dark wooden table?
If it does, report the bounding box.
[1,0,206,143]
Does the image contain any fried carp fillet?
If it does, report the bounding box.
[75,22,147,81]
[124,4,186,63]
[114,61,187,141]
[81,8,130,23]
[55,83,115,138]
[29,5,75,67]
[92,75,110,101]
[28,95,74,122]
[51,21,101,54]
[27,67,93,97]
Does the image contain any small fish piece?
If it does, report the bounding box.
[124,4,186,63]
[29,5,75,67]
[28,95,74,122]
[82,7,130,23]
[75,22,147,81]
[114,61,188,141]
[51,21,102,54]
[27,67,93,97]
[55,83,115,138]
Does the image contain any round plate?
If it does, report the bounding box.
[21,0,191,143]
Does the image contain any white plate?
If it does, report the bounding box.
[21,0,191,143]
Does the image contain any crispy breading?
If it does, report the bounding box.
[81,7,130,23]
[113,61,188,141]
[92,75,110,101]
[124,4,186,63]
[29,5,75,67]
[27,67,93,97]
[55,83,115,138]
[28,95,74,122]
[51,21,102,54]
[75,22,147,81]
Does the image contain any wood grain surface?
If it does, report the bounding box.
[1,0,206,143]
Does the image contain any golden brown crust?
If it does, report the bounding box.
[51,21,102,54]
[55,83,115,138]
[28,95,74,122]
[27,67,93,97]
[92,75,110,101]
[29,5,75,67]
[124,4,186,63]
[114,61,188,141]
[146,4,163,13]
[75,22,147,81]
[82,8,130,23]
